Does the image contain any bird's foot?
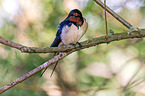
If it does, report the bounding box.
[76,42,82,48]
[69,43,76,48]
[69,42,82,48]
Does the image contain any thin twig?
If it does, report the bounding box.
[128,79,145,89]
[123,63,143,91]
[94,0,133,29]
[104,0,108,39]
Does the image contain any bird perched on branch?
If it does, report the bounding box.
[41,9,88,76]
[51,9,88,47]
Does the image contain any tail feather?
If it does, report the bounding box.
[40,53,59,77]
[40,36,61,76]
[50,61,58,77]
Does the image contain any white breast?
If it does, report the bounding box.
[61,24,83,45]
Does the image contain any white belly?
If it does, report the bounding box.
[61,24,83,45]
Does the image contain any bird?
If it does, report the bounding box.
[50,9,88,47]
[41,9,88,77]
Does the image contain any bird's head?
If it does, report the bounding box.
[67,9,84,26]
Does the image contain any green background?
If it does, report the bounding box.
[0,0,145,96]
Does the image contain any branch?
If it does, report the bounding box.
[0,29,145,53]
[0,52,71,94]
[0,29,144,93]
[94,0,133,29]
[0,36,23,50]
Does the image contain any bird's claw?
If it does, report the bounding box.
[76,42,82,48]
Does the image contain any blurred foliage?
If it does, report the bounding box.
[0,0,145,96]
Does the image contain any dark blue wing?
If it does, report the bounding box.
[56,20,72,35]
[50,27,62,47]
[50,20,66,47]
[50,19,73,47]
[50,36,61,47]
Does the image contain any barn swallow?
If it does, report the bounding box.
[41,9,88,77]
[50,9,88,47]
